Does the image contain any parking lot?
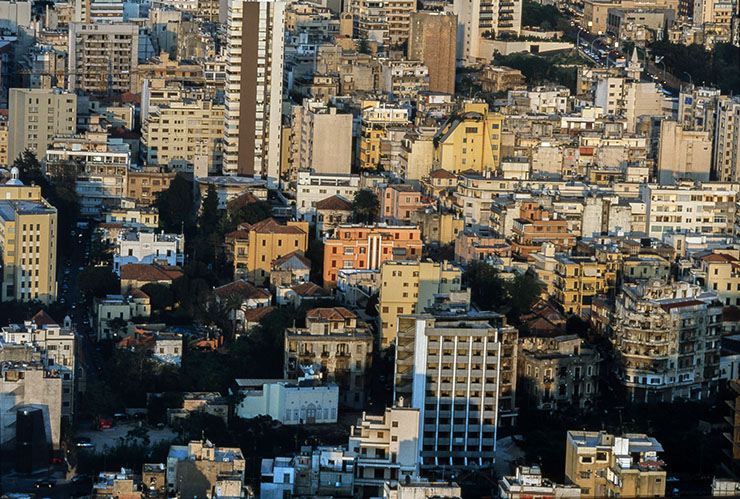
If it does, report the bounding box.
[75,421,178,451]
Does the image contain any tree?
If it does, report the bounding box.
[140,283,175,312]
[107,317,129,339]
[222,293,245,342]
[463,260,507,311]
[89,230,114,266]
[199,183,220,235]
[155,174,194,233]
[357,38,371,54]
[78,266,119,300]
[352,189,379,224]
[504,273,542,324]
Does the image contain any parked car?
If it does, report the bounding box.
[75,437,94,448]
[34,480,54,489]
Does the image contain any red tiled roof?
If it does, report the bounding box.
[228,192,261,210]
[291,282,330,297]
[316,195,352,211]
[214,280,271,300]
[700,253,738,263]
[128,288,150,300]
[243,306,276,323]
[428,169,457,179]
[121,263,184,283]
[306,307,356,321]
[250,217,306,235]
[32,310,58,326]
[272,251,311,269]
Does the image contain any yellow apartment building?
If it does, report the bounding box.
[410,210,464,246]
[553,255,609,317]
[378,260,463,346]
[565,430,666,498]
[358,101,410,170]
[433,102,504,175]
[225,218,309,285]
[0,169,58,304]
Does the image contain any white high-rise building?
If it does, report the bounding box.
[453,0,521,64]
[223,0,285,186]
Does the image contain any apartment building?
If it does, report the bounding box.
[0,361,63,449]
[453,0,522,63]
[378,260,464,346]
[434,102,504,175]
[45,132,131,218]
[410,210,464,247]
[224,218,309,285]
[349,406,420,498]
[8,88,76,164]
[358,102,410,171]
[0,172,58,304]
[565,431,666,498]
[68,23,139,94]
[454,228,510,263]
[678,85,720,133]
[322,224,423,287]
[553,254,610,317]
[582,0,678,34]
[714,95,740,182]
[113,231,185,274]
[613,279,723,402]
[642,181,737,239]
[295,172,360,224]
[126,167,176,206]
[284,307,374,408]
[166,440,245,497]
[223,0,285,184]
[512,203,575,258]
[380,59,430,100]
[518,335,600,411]
[499,466,581,499]
[394,305,518,469]
[479,66,526,93]
[287,100,353,182]
[398,127,436,182]
[0,111,7,167]
[260,447,355,499]
[315,195,353,239]
[96,292,152,340]
[133,53,204,94]
[1,310,76,423]
[686,249,740,306]
[380,184,428,225]
[657,120,712,185]
[141,98,224,174]
[408,12,457,95]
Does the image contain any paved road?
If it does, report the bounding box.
[76,421,177,451]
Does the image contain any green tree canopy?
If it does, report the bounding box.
[78,265,119,300]
[155,174,194,233]
[140,283,175,311]
[352,189,379,224]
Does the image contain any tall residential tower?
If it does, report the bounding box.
[223,0,285,186]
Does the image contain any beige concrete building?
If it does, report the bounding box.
[68,22,139,94]
[583,0,678,34]
[399,127,436,182]
[657,119,712,185]
[453,0,522,63]
[285,307,374,408]
[687,249,740,307]
[565,431,666,498]
[713,95,740,182]
[410,210,464,247]
[378,260,463,346]
[408,12,457,95]
[0,174,58,304]
[518,335,600,411]
[380,59,430,100]
[349,406,421,498]
[613,280,723,402]
[141,98,224,174]
[8,88,76,164]
[166,440,245,498]
[395,304,519,469]
[223,0,285,185]
[287,99,352,181]
[0,361,63,449]
[434,102,504,174]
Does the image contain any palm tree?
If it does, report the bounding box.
[223,293,244,342]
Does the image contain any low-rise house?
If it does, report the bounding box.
[167,392,229,425]
[166,440,245,497]
[241,306,276,336]
[213,280,272,333]
[96,291,152,340]
[113,231,185,275]
[283,281,331,308]
[235,367,338,424]
[383,481,462,499]
[315,195,353,239]
[120,263,184,293]
[117,329,183,366]
[565,431,666,498]
[499,466,581,499]
[92,468,142,498]
[260,447,355,499]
